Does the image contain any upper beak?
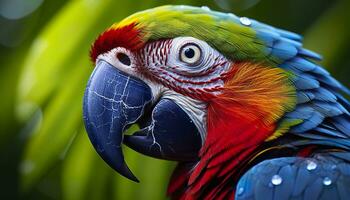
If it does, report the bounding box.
[83,60,202,182]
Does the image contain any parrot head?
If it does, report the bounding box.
[83,5,346,199]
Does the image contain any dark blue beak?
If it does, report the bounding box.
[83,60,201,182]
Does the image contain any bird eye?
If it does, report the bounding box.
[180,44,202,65]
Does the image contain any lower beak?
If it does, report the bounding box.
[83,60,201,182]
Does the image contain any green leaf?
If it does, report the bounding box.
[62,128,113,200]
[16,0,115,121]
[112,148,174,200]
[20,55,91,191]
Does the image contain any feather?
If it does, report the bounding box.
[313,127,347,138]
[337,177,350,200]
[274,165,296,199]
[338,162,350,176]
[275,28,302,41]
[280,57,317,73]
[297,91,315,103]
[290,110,324,133]
[312,87,337,102]
[335,93,350,111]
[312,101,344,117]
[331,116,350,135]
[298,48,322,60]
[293,73,320,90]
[330,152,350,162]
[254,183,273,200]
[236,155,350,200]
[317,74,342,89]
[285,105,314,119]
[311,65,330,76]
[292,163,313,196]
[256,29,278,48]
[235,173,254,200]
[279,37,302,48]
[303,178,324,200]
[271,40,298,61]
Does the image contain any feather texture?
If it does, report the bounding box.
[235,153,350,200]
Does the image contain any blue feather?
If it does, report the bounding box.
[336,93,350,111]
[291,57,317,72]
[313,127,347,138]
[290,110,324,133]
[312,87,337,102]
[239,11,350,158]
[280,37,302,48]
[256,29,277,48]
[335,102,350,115]
[292,139,350,149]
[274,165,295,199]
[312,101,343,117]
[341,84,350,95]
[332,152,350,163]
[311,65,330,76]
[332,116,350,135]
[280,57,316,72]
[292,161,312,196]
[236,155,350,200]
[276,28,302,41]
[297,91,315,103]
[271,40,298,61]
[250,19,271,30]
[285,105,314,119]
[316,74,342,89]
[293,73,320,90]
[298,48,322,60]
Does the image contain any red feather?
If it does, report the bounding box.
[167,162,194,199]
[89,23,144,62]
[167,62,294,200]
[185,103,276,199]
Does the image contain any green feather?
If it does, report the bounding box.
[116,5,267,62]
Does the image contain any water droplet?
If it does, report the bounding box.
[331,164,337,170]
[323,177,332,186]
[201,6,210,11]
[237,187,244,195]
[306,160,317,171]
[271,175,282,186]
[240,17,252,26]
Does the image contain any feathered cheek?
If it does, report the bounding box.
[212,62,297,125]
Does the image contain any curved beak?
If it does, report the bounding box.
[83,60,201,182]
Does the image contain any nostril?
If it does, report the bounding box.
[116,53,131,66]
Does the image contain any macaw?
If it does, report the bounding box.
[83,5,350,200]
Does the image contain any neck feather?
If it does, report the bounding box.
[169,62,296,199]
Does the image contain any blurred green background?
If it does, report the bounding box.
[0,0,349,199]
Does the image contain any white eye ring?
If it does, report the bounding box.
[179,43,202,65]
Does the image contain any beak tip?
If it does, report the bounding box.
[98,146,140,183]
[117,163,140,183]
[123,172,140,183]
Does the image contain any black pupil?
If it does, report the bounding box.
[117,53,131,66]
[184,48,195,59]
